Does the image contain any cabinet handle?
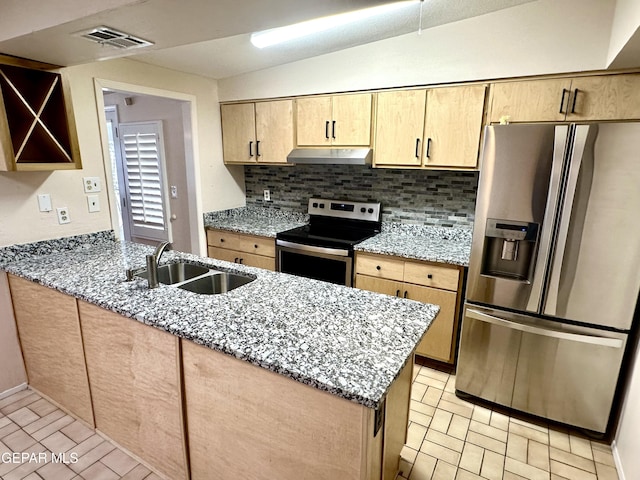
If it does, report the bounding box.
[254,244,258,249]
[570,88,579,114]
[249,141,254,157]
[415,138,420,158]
[376,265,381,270]
[220,238,225,243]
[403,291,408,298]
[427,274,433,279]
[396,289,401,297]
[239,258,244,264]
[234,257,238,263]
[256,140,261,157]
[559,89,568,114]
[332,120,336,139]
[325,121,330,139]
[425,138,432,159]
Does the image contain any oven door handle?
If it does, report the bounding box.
[276,239,350,257]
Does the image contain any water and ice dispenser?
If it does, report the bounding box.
[481,219,539,281]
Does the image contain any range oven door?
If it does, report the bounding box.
[276,240,353,286]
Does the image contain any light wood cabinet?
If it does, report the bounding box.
[0,55,81,171]
[489,73,640,123]
[355,253,463,364]
[374,85,486,169]
[206,228,276,270]
[221,99,293,164]
[296,93,372,147]
[183,338,410,480]
[8,275,93,425]
[79,301,188,480]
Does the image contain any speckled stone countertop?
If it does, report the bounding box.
[0,232,438,410]
[355,224,473,267]
[204,207,308,237]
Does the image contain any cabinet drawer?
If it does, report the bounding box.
[206,229,275,257]
[355,253,404,281]
[403,262,459,291]
[208,246,275,271]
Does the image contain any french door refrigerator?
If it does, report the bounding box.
[456,122,640,434]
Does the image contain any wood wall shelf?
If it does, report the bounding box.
[0,55,81,171]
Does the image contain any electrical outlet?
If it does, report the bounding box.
[263,189,271,202]
[87,195,100,212]
[83,177,102,193]
[37,194,52,212]
[57,207,71,224]
[170,186,178,199]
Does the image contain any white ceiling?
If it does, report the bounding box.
[0,0,536,79]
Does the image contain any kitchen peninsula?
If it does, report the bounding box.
[0,231,439,480]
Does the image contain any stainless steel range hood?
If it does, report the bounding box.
[286,148,372,165]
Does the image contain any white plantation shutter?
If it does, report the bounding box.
[119,121,170,242]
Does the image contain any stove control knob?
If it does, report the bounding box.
[360,207,366,213]
[368,208,374,214]
[312,202,318,208]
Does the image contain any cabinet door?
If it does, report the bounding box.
[355,274,404,298]
[221,103,256,163]
[423,85,486,168]
[374,90,426,166]
[296,96,332,146]
[208,246,275,270]
[331,93,372,146]
[404,284,457,362]
[8,275,94,425]
[489,78,572,123]
[79,301,188,480]
[255,100,294,164]
[567,74,640,121]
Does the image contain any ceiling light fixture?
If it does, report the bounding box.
[250,1,418,49]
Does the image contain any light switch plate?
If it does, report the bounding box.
[170,186,178,198]
[37,194,52,212]
[83,177,102,193]
[57,207,71,224]
[87,195,100,213]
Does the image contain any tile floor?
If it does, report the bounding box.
[400,364,620,480]
[0,389,159,480]
[0,366,621,480]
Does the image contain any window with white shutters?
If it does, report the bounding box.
[118,121,170,242]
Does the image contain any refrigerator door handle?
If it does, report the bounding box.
[544,126,590,317]
[466,308,624,348]
[525,125,569,313]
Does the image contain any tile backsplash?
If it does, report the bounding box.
[244,165,478,228]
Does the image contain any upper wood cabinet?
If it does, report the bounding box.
[374,85,486,169]
[221,99,293,164]
[0,55,81,171]
[296,93,372,147]
[489,74,640,123]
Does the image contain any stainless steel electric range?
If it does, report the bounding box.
[276,198,381,286]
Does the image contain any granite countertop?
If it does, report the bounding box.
[0,232,438,410]
[204,207,308,238]
[356,224,473,267]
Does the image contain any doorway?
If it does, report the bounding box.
[96,82,202,254]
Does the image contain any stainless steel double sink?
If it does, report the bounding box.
[136,262,254,294]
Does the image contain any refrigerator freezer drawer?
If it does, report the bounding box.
[456,305,627,433]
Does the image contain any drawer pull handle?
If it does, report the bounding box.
[427,274,433,279]
[254,244,258,249]
[239,258,244,264]
[234,257,238,263]
[403,291,408,298]
[396,290,401,297]
[220,238,225,243]
[376,265,381,270]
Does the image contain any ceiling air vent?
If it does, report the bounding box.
[78,26,154,49]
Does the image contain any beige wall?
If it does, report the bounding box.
[0,272,27,396]
[218,0,613,101]
[608,0,640,64]
[0,57,245,250]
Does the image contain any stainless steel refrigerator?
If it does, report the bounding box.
[456,122,640,433]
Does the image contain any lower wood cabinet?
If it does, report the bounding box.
[8,275,94,425]
[182,339,410,480]
[78,301,188,480]
[206,228,276,270]
[355,253,464,364]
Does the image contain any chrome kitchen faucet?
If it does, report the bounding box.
[146,241,171,288]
